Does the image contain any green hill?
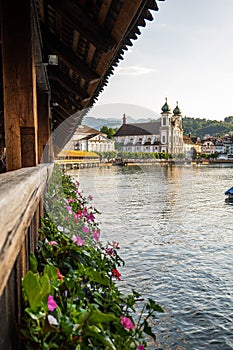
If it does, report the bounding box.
[183,116,233,138]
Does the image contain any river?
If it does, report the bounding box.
[69,164,233,350]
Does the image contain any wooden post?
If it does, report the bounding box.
[37,91,51,163]
[2,0,38,171]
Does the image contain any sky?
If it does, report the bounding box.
[90,0,233,121]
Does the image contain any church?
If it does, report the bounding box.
[114,99,184,155]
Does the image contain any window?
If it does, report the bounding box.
[162,135,166,143]
[163,117,166,126]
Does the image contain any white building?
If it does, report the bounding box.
[114,99,184,155]
[64,125,115,152]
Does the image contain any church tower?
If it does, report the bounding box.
[171,101,183,154]
[160,98,172,153]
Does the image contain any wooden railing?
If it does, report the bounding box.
[0,164,53,349]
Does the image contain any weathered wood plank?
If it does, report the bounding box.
[2,0,38,171]
[46,0,116,52]
[37,91,51,163]
[42,26,100,83]
[0,164,53,297]
[49,68,90,99]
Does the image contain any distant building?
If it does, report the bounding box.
[183,135,203,159]
[160,99,183,154]
[114,99,184,155]
[64,125,115,152]
[213,136,233,156]
[114,115,161,153]
[201,139,215,154]
[183,135,196,159]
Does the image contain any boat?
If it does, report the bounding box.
[225,187,233,203]
[111,158,127,166]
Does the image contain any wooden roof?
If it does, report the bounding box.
[35,0,163,133]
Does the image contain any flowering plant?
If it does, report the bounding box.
[19,167,163,349]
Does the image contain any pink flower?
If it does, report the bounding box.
[87,213,95,222]
[66,206,72,214]
[73,213,79,223]
[106,247,114,257]
[112,241,120,249]
[48,295,57,311]
[82,207,87,217]
[72,235,84,246]
[138,346,144,350]
[57,270,63,281]
[77,210,83,218]
[83,226,89,234]
[120,316,134,330]
[88,195,93,201]
[48,241,58,246]
[92,229,100,241]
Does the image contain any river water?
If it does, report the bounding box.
[70,164,233,350]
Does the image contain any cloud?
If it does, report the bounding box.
[115,65,156,76]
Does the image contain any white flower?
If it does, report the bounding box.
[47,315,59,326]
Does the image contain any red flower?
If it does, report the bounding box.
[57,270,63,281]
[112,268,121,280]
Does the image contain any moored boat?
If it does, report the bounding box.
[225,187,233,203]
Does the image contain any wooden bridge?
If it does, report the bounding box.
[0,0,162,348]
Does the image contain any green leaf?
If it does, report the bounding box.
[44,264,58,281]
[40,274,51,303]
[87,325,101,334]
[86,268,110,286]
[143,320,156,340]
[22,271,42,311]
[85,329,116,350]
[29,253,38,273]
[25,308,46,320]
[147,298,164,313]
[88,310,117,324]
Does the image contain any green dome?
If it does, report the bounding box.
[161,98,171,113]
[173,102,181,115]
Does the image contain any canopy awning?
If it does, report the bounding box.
[225,187,233,195]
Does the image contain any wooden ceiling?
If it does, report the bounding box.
[35,0,163,133]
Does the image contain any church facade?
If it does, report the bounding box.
[114,99,184,155]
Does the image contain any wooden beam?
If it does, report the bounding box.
[37,91,51,163]
[42,27,100,83]
[47,0,116,52]
[50,80,83,110]
[2,0,38,171]
[0,164,53,297]
[51,92,74,117]
[48,68,90,100]
[98,0,113,25]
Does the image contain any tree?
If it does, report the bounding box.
[100,126,115,139]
